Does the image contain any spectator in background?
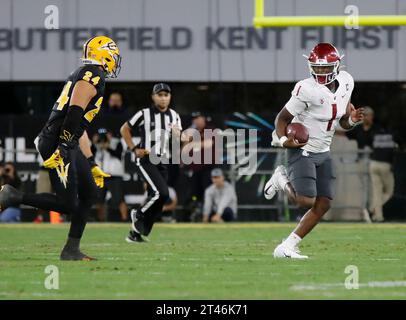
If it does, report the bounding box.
[347,107,375,157]
[162,186,178,223]
[203,168,237,223]
[325,129,367,221]
[92,128,128,222]
[0,162,22,223]
[347,106,397,222]
[105,92,127,115]
[183,112,217,219]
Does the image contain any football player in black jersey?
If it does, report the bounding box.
[0,36,122,261]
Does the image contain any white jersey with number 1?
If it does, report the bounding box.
[284,70,354,153]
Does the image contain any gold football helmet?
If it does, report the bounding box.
[81,36,121,78]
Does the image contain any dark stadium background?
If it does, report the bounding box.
[1,81,406,221]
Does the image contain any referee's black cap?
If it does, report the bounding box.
[152,83,171,94]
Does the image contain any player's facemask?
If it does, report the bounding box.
[110,53,122,78]
[309,62,339,85]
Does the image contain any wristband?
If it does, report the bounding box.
[279,136,288,147]
[348,116,360,127]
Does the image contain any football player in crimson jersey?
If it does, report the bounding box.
[0,36,122,260]
[265,43,364,259]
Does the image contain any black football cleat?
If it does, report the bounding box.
[125,230,149,243]
[0,184,23,211]
[60,248,97,261]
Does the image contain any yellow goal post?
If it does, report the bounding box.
[253,0,406,28]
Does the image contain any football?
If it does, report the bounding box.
[286,123,309,143]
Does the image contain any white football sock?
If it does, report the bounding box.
[283,232,302,248]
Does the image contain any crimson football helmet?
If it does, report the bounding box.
[304,43,343,85]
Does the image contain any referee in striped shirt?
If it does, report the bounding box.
[120,83,187,242]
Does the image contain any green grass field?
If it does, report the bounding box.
[0,223,405,299]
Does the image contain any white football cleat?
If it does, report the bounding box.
[264,165,289,200]
[273,243,309,259]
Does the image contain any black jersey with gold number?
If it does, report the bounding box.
[39,64,105,144]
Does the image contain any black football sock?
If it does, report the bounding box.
[63,237,81,251]
[68,199,91,239]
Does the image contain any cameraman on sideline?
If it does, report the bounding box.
[92,128,128,222]
[0,162,22,222]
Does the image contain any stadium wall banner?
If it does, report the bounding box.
[0,0,405,81]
